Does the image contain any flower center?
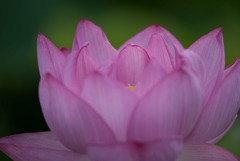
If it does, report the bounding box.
[128,85,135,91]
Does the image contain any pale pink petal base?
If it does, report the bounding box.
[87,137,182,161]
[176,144,239,161]
[87,143,138,161]
[0,132,89,161]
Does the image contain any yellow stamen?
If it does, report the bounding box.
[128,85,136,91]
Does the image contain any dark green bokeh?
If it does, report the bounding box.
[0,0,240,160]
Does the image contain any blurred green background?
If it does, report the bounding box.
[0,0,240,160]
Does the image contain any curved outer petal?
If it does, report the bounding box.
[116,44,150,86]
[118,25,183,51]
[63,44,97,95]
[60,47,71,56]
[37,33,66,80]
[81,72,138,141]
[147,33,174,72]
[186,59,240,144]
[189,28,225,103]
[39,74,116,153]
[134,59,166,97]
[176,144,239,161]
[179,49,206,83]
[0,132,89,161]
[72,20,117,65]
[128,68,202,142]
[207,115,237,144]
[87,137,182,161]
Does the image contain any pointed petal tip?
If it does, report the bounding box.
[229,57,240,67]
[150,24,163,29]
[37,32,47,40]
[223,57,240,80]
[216,27,223,32]
[71,42,89,57]
[211,27,223,37]
[235,58,240,66]
[198,28,223,40]
[38,32,43,36]
[145,24,166,33]
[216,28,223,41]
[77,19,97,28]
[78,19,92,24]
[231,57,240,64]
[208,27,222,34]
[76,20,99,32]
[76,42,89,52]
[37,33,50,46]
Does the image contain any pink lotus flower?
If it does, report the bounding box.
[0,20,240,161]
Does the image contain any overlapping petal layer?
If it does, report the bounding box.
[147,33,174,72]
[39,74,116,153]
[81,72,138,141]
[37,33,65,80]
[128,68,202,142]
[1,20,239,161]
[118,24,183,51]
[134,59,166,97]
[63,44,97,95]
[186,59,240,144]
[189,28,225,103]
[72,20,117,65]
